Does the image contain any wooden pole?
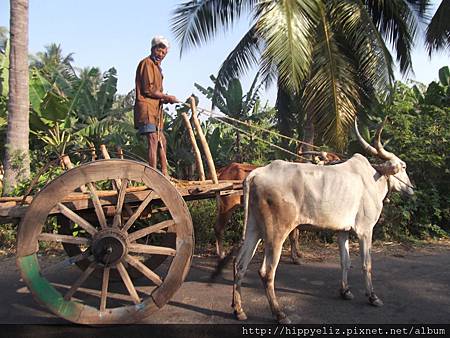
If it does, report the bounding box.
[61,155,88,192]
[181,112,206,181]
[100,144,110,159]
[116,146,124,159]
[189,97,218,184]
[89,146,97,161]
[99,144,121,190]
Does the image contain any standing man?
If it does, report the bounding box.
[134,35,178,176]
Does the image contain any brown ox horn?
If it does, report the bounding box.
[374,117,395,160]
[354,118,378,156]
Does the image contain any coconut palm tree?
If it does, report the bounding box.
[171,0,429,150]
[426,0,450,55]
[3,0,30,195]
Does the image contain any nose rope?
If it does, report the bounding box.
[391,175,415,190]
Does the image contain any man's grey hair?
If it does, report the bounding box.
[151,35,170,50]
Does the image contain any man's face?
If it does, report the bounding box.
[151,44,168,63]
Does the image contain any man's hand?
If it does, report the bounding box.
[163,95,179,104]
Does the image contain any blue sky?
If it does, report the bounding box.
[0,0,448,109]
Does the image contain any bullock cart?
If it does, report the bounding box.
[0,99,244,325]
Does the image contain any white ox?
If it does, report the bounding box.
[231,119,414,324]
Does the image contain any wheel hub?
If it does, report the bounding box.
[92,229,127,266]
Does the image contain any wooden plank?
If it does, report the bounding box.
[128,243,177,256]
[38,233,90,245]
[0,180,243,223]
[124,255,163,286]
[127,220,175,243]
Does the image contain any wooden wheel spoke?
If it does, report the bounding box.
[41,250,92,275]
[57,203,97,236]
[128,243,177,256]
[87,182,107,229]
[116,262,141,304]
[122,191,156,232]
[38,233,90,245]
[64,261,97,301]
[124,255,163,286]
[112,178,129,228]
[100,267,110,312]
[127,220,175,243]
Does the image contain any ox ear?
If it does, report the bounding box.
[373,162,402,176]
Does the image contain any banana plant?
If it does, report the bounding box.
[195,72,263,160]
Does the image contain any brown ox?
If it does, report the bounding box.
[215,163,301,264]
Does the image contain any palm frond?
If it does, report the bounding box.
[302,5,361,150]
[213,23,261,105]
[171,0,255,56]
[364,0,420,75]
[426,0,450,55]
[256,0,320,92]
[242,71,263,115]
[332,0,393,92]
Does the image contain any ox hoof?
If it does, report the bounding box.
[277,313,291,324]
[291,257,302,265]
[369,294,384,307]
[340,288,354,300]
[234,310,248,321]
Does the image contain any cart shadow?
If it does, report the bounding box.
[165,300,271,323]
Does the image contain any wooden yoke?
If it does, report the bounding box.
[189,97,218,184]
[181,111,206,181]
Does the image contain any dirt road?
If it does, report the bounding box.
[0,241,449,325]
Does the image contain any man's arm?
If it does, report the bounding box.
[141,62,178,104]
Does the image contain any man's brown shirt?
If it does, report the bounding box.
[134,56,164,130]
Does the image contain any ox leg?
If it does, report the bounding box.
[214,206,236,259]
[288,227,301,265]
[337,231,354,300]
[259,240,291,324]
[232,229,261,321]
[358,232,383,307]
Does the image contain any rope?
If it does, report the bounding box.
[196,108,311,161]
[179,102,324,151]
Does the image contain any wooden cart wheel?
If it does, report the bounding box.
[16,159,194,324]
[57,214,177,279]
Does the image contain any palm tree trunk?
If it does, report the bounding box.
[299,110,315,160]
[3,0,30,195]
[275,82,293,151]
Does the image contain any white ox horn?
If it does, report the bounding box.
[354,118,378,157]
[374,118,395,160]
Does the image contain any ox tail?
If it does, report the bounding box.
[242,171,253,241]
[210,173,255,282]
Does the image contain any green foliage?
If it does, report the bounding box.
[171,0,432,150]
[375,72,450,240]
[195,73,279,165]
[188,199,244,253]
